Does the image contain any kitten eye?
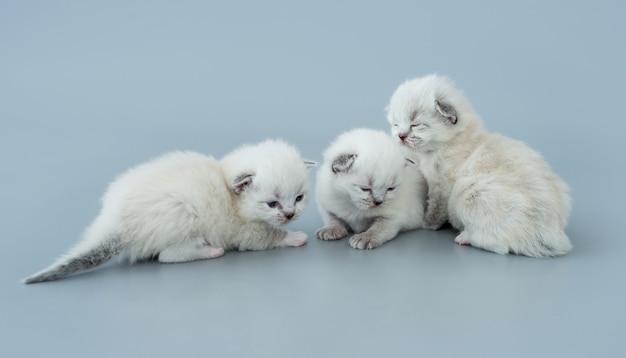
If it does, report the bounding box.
[359,187,371,192]
[295,194,304,202]
[387,187,396,192]
[267,201,279,208]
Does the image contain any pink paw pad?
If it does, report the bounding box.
[207,247,225,258]
[454,232,471,245]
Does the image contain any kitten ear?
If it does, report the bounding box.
[231,173,255,194]
[331,154,356,174]
[405,157,416,166]
[304,160,317,169]
[435,99,458,125]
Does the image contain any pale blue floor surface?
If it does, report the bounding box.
[1,1,625,357]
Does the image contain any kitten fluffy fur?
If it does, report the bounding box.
[387,74,572,257]
[316,128,426,249]
[24,140,314,283]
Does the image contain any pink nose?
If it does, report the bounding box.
[399,133,408,141]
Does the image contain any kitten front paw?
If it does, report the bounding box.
[348,233,380,250]
[280,231,308,247]
[316,226,348,241]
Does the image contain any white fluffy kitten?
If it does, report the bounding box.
[24,140,314,283]
[316,128,426,249]
[387,74,572,257]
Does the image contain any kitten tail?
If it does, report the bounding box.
[536,231,573,258]
[514,231,573,258]
[23,234,125,284]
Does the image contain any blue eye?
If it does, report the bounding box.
[295,195,304,202]
[267,201,279,208]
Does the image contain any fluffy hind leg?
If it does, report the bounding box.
[158,239,224,263]
[450,178,515,255]
[454,229,509,255]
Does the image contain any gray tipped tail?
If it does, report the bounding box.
[23,236,125,284]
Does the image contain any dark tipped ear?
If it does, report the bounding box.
[405,157,416,166]
[231,173,254,194]
[304,160,317,169]
[435,99,458,125]
[331,154,356,174]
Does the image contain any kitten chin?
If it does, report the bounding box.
[315,128,426,250]
[386,74,572,258]
[23,140,314,284]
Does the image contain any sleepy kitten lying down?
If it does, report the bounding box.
[24,140,315,283]
[316,128,426,249]
[387,74,572,257]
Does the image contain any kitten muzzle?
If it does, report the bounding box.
[398,134,414,148]
[401,137,420,149]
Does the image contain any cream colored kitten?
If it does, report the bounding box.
[386,74,572,257]
[316,128,426,249]
[24,140,314,283]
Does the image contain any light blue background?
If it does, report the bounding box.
[1,1,624,357]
